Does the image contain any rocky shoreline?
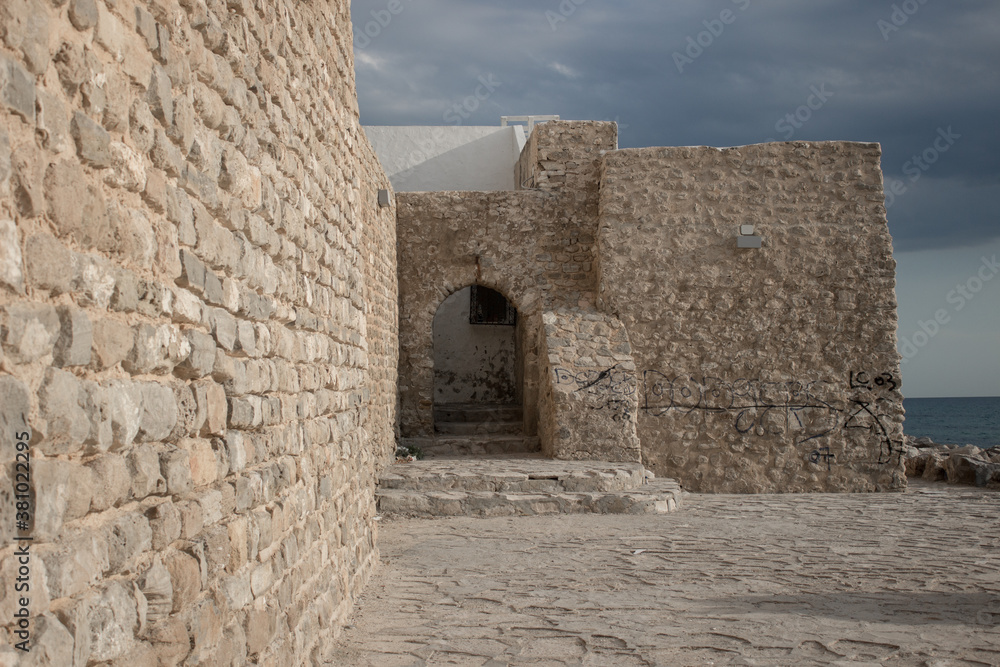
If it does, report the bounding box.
[901,435,1000,489]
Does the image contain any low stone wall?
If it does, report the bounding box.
[538,309,640,462]
[597,142,905,493]
[0,0,395,664]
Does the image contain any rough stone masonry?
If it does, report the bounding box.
[397,122,905,493]
[0,0,397,664]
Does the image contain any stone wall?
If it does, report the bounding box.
[597,142,905,493]
[396,121,616,439]
[538,309,640,462]
[0,0,396,664]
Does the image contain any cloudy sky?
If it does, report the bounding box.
[351,0,1000,398]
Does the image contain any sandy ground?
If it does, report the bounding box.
[326,481,1000,666]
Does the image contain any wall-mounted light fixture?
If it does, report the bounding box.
[377,189,391,208]
[737,224,762,248]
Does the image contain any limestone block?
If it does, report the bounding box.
[72,111,113,168]
[2,301,59,364]
[37,368,90,456]
[0,43,38,124]
[69,0,98,31]
[54,305,93,367]
[134,6,158,50]
[218,574,252,611]
[168,93,196,153]
[234,319,256,356]
[87,453,131,511]
[197,380,227,437]
[35,89,73,155]
[87,581,139,662]
[92,317,134,369]
[177,437,217,488]
[30,458,92,539]
[104,141,147,192]
[140,558,172,625]
[44,160,111,251]
[129,98,157,154]
[138,382,177,442]
[105,380,142,448]
[39,529,108,598]
[129,444,166,498]
[106,512,153,573]
[150,128,183,177]
[169,383,202,440]
[176,328,216,378]
[0,375,30,465]
[177,248,207,292]
[145,616,190,666]
[145,500,181,550]
[126,323,192,375]
[142,166,167,212]
[94,0,125,58]
[210,307,237,351]
[160,446,193,495]
[172,287,203,324]
[24,233,74,294]
[0,219,22,292]
[165,550,201,613]
[73,255,115,309]
[185,599,224,664]
[147,63,173,127]
[181,163,220,212]
[23,613,74,666]
[177,499,204,540]
[0,125,9,187]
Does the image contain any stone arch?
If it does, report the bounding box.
[399,273,543,439]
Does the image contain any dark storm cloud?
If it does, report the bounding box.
[351,0,1000,251]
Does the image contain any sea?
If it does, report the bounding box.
[903,396,1000,449]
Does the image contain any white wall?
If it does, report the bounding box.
[364,126,525,192]
[433,287,517,405]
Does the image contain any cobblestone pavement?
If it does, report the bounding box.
[326,482,1000,666]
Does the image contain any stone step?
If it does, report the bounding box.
[433,403,523,423]
[434,421,523,436]
[380,458,647,493]
[402,436,540,458]
[376,479,684,518]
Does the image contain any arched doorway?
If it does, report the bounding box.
[432,285,522,435]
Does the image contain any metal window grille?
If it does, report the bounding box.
[469,286,516,325]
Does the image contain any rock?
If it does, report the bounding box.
[31,458,93,540]
[25,613,75,666]
[920,452,948,482]
[88,581,139,661]
[92,317,134,369]
[106,379,142,448]
[160,446,192,495]
[72,111,112,168]
[145,500,181,550]
[176,328,216,378]
[105,512,153,573]
[138,382,178,442]
[39,529,108,598]
[165,550,201,613]
[0,50,37,123]
[104,141,147,192]
[2,301,60,363]
[0,218,23,292]
[69,0,99,31]
[54,305,93,367]
[147,64,173,127]
[140,558,173,624]
[36,88,73,154]
[0,375,31,461]
[945,454,1000,487]
[126,323,192,375]
[86,453,131,511]
[128,444,166,498]
[37,367,91,456]
[24,233,74,294]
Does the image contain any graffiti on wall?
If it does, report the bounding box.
[553,364,637,422]
[552,364,902,466]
